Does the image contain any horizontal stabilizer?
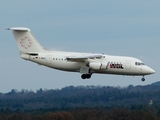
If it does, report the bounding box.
[8,27,30,31]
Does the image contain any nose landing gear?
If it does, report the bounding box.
[141,76,145,81]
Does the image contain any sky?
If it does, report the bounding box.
[0,1,159,93]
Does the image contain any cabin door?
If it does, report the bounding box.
[46,56,52,64]
[125,60,131,69]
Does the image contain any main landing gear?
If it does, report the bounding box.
[81,74,92,79]
[141,76,145,82]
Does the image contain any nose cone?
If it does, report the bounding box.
[143,66,155,75]
[150,68,155,74]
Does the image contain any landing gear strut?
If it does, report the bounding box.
[141,76,145,82]
[81,74,91,79]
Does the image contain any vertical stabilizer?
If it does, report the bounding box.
[9,27,46,53]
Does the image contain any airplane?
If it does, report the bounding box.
[8,27,155,81]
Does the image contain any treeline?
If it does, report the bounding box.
[0,82,160,110]
[0,82,160,119]
[0,107,160,120]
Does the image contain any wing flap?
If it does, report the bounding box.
[66,54,103,61]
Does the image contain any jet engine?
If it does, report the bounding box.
[89,62,108,70]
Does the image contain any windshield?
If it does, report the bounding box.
[135,62,145,66]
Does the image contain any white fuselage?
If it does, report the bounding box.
[22,51,155,76]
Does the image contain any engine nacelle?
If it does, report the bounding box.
[89,62,107,70]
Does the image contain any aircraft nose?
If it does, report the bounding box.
[143,66,155,75]
[150,68,155,74]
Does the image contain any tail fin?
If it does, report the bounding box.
[9,27,46,53]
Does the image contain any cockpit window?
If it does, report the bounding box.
[135,62,145,66]
[141,63,145,65]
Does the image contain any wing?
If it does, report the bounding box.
[66,54,103,62]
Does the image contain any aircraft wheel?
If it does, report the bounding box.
[81,74,86,79]
[86,74,91,79]
[81,74,91,79]
[141,78,145,82]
